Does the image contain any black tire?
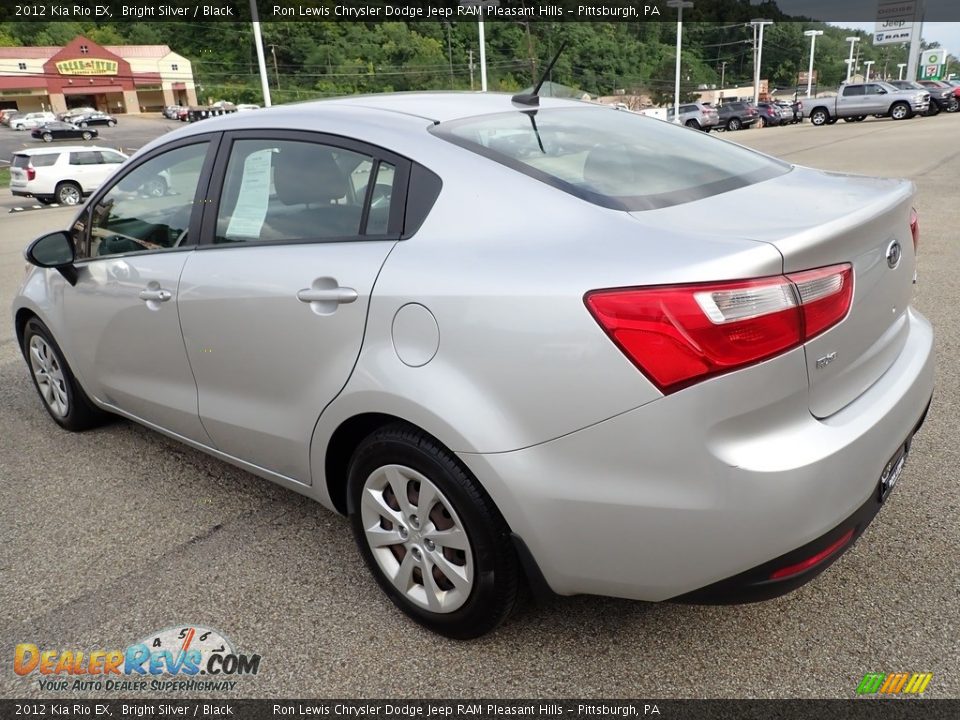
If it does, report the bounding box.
[42,133,53,142]
[685,119,700,130]
[946,98,959,113]
[727,117,742,131]
[891,102,912,120]
[810,108,829,126]
[37,197,54,205]
[827,117,839,125]
[925,103,940,117]
[55,181,82,205]
[81,131,92,140]
[79,121,88,128]
[347,423,519,639]
[107,120,116,127]
[855,116,867,122]
[22,318,108,432]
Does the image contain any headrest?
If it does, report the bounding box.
[582,145,642,194]
[273,145,349,206]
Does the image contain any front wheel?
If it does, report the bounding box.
[891,103,911,120]
[81,131,92,140]
[685,119,700,130]
[42,133,52,142]
[727,117,742,131]
[107,120,116,127]
[348,424,519,639]
[22,318,108,431]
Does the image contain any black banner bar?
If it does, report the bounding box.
[3,700,960,720]
[1,0,960,23]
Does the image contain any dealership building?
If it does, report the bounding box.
[0,35,198,114]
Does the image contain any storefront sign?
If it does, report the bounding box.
[55,59,119,76]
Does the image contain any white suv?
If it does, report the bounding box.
[9,146,127,205]
[9,111,56,131]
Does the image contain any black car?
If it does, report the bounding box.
[716,101,760,131]
[30,122,98,142]
[73,112,117,128]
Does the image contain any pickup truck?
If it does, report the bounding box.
[803,82,929,125]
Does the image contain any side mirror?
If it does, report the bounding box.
[25,231,78,285]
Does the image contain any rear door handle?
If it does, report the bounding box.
[296,287,358,305]
[139,289,172,302]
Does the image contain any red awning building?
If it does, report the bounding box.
[0,35,198,114]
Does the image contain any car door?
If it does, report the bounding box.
[838,84,865,115]
[86,149,126,190]
[862,84,888,113]
[59,135,220,442]
[177,131,408,483]
[66,150,99,190]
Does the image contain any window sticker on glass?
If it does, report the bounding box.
[225,148,274,239]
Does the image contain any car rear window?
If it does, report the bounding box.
[432,106,788,211]
[26,153,59,167]
[12,155,30,169]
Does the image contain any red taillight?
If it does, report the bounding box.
[26,166,36,181]
[585,263,853,393]
[909,207,919,252]
[769,528,855,580]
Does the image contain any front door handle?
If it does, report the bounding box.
[139,289,172,302]
[296,287,358,305]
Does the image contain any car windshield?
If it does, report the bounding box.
[432,106,789,211]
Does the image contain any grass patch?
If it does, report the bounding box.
[0,166,9,188]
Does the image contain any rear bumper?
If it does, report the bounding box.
[675,396,930,603]
[460,308,935,602]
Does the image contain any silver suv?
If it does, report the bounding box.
[665,102,720,131]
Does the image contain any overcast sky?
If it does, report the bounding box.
[829,22,960,55]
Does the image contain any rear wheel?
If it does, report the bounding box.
[348,423,519,639]
[891,102,911,120]
[41,133,52,142]
[55,181,82,206]
[685,119,700,130]
[810,108,829,126]
[727,117,742,131]
[22,318,108,431]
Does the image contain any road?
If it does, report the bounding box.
[1,113,958,699]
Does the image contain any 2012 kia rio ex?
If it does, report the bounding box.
[13,93,934,638]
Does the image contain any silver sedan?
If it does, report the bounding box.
[12,93,934,638]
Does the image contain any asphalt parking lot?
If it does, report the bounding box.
[1,113,958,699]
[0,114,179,210]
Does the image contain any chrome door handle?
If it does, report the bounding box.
[296,287,358,305]
[139,289,172,302]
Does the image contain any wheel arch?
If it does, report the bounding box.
[14,307,39,357]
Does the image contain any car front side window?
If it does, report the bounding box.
[79,142,209,260]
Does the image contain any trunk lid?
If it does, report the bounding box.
[629,166,917,417]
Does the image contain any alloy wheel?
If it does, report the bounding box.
[58,184,81,205]
[360,464,474,613]
[28,335,68,417]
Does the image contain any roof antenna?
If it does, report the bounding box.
[512,42,567,107]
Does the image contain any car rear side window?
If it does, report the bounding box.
[70,151,100,165]
[214,139,394,244]
[27,153,59,168]
[843,85,865,96]
[433,106,789,211]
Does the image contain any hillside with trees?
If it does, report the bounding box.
[0,15,953,105]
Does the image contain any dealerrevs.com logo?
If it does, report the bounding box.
[856,672,934,696]
[14,625,261,693]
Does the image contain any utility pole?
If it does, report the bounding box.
[268,44,280,90]
[720,60,727,89]
[444,22,454,86]
[468,49,475,90]
[249,0,271,107]
[751,19,773,104]
[668,1,694,122]
[804,30,823,97]
[478,20,488,91]
[845,36,859,83]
